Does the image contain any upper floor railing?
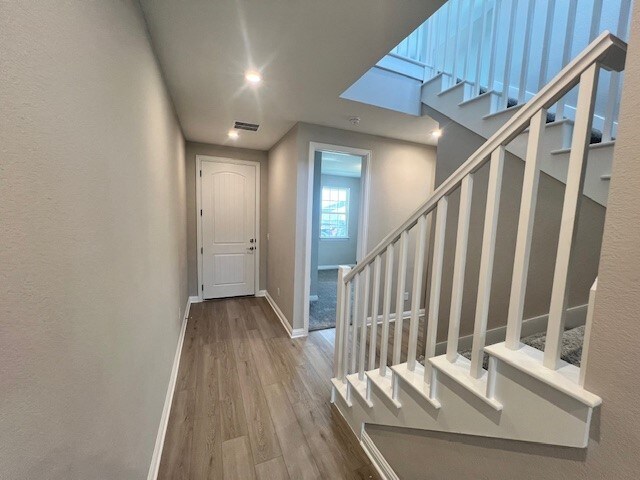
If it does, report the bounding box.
[388,0,632,142]
[334,33,626,397]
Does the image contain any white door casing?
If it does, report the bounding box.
[201,160,257,299]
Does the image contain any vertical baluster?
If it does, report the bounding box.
[423,17,432,67]
[579,278,598,387]
[588,0,603,42]
[517,0,535,104]
[334,266,351,379]
[358,265,371,380]
[342,279,352,376]
[442,2,452,82]
[487,0,502,93]
[350,273,360,374]
[500,0,518,110]
[446,175,474,362]
[452,0,464,83]
[368,256,383,371]
[537,0,556,91]
[379,244,395,377]
[544,64,599,370]
[470,147,505,379]
[424,199,449,381]
[473,0,491,97]
[603,0,631,141]
[416,23,424,62]
[555,0,577,120]
[463,0,476,81]
[392,231,409,365]
[505,109,546,349]
[407,216,429,371]
[430,11,440,73]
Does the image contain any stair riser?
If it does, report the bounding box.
[332,355,594,448]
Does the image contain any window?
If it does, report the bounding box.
[320,186,350,239]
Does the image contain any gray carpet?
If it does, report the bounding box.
[458,325,586,369]
[309,269,339,331]
[418,325,585,369]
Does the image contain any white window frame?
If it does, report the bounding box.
[320,186,351,240]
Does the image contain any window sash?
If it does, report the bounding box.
[320,186,350,239]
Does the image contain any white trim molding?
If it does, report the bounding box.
[318,264,356,271]
[196,155,261,302]
[303,142,372,337]
[188,295,201,304]
[360,428,399,480]
[265,291,307,338]
[147,297,192,480]
[255,289,267,298]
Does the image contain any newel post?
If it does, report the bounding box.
[334,265,351,380]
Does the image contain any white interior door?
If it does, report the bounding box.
[201,161,256,298]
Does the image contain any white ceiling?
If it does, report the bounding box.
[139,0,444,150]
[321,151,362,178]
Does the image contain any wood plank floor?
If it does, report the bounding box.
[158,297,380,480]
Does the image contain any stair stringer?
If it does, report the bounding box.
[421,81,614,207]
[331,351,597,452]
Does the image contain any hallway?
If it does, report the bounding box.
[158,297,379,479]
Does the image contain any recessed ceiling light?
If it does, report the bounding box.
[431,129,443,139]
[228,130,239,139]
[245,71,262,84]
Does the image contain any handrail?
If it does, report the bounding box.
[344,31,626,284]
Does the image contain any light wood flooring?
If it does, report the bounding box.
[157,296,380,480]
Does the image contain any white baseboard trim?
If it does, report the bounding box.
[255,289,267,297]
[360,428,399,480]
[365,308,424,326]
[188,295,200,304]
[434,303,589,355]
[147,297,192,480]
[264,291,307,338]
[318,264,355,271]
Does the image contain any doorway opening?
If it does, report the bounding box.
[304,143,371,333]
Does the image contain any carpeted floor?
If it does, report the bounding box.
[459,325,586,369]
[309,269,339,331]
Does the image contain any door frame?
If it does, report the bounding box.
[196,155,261,302]
[303,142,372,335]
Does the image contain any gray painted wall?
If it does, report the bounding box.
[267,122,437,331]
[0,1,187,478]
[267,125,301,324]
[366,5,640,478]
[317,174,361,267]
[184,142,268,296]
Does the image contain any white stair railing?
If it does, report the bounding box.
[389,0,632,137]
[334,32,626,393]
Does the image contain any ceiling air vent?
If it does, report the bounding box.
[234,121,260,132]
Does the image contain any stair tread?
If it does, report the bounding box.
[437,80,470,97]
[429,355,503,411]
[551,140,616,155]
[391,362,441,409]
[331,377,352,407]
[346,373,373,408]
[484,343,602,407]
[482,102,525,120]
[457,89,499,108]
[366,369,401,409]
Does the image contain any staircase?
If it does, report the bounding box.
[330,33,627,473]
[422,76,614,206]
